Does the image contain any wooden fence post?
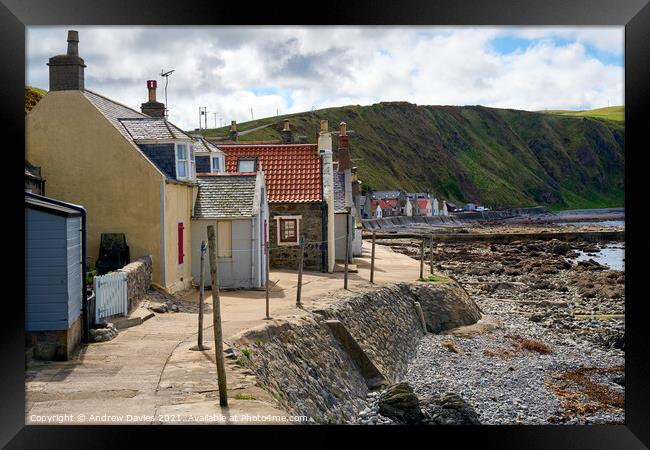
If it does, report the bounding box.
[197,241,207,350]
[207,225,228,407]
[419,238,425,280]
[296,237,304,306]
[429,235,434,275]
[370,230,376,283]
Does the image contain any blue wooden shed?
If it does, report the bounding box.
[25,193,87,360]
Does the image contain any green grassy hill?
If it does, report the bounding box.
[540,106,624,123]
[25,86,47,113]
[195,102,624,210]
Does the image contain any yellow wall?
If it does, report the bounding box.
[26,91,168,285]
[163,181,195,293]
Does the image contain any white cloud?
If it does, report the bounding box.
[27,26,624,130]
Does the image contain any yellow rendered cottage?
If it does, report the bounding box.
[26,30,199,293]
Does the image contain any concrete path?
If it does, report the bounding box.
[25,242,423,424]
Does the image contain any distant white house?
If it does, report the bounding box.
[403,199,414,217]
[432,198,439,216]
[373,200,383,218]
[441,200,449,216]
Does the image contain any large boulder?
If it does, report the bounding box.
[421,393,481,425]
[378,383,424,424]
[549,240,571,256]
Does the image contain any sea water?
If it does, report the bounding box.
[574,245,625,271]
[557,220,625,227]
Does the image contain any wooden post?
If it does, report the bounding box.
[265,237,271,319]
[198,241,206,349]
[429,235,434,275]
[344,208,350,290]
[370,230,376,283]
[296,237,304,306]
[419,238,424,280]
[207,225,228,407]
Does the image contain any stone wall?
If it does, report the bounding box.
[269,202,324,271]
[117,255,153,313]
[26,315,82,361]
[232,281,481,424]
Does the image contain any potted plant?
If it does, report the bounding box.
[86,269,97,296]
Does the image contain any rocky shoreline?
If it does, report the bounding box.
[353,235,625,425]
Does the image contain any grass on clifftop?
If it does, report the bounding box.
[540,106,624,123]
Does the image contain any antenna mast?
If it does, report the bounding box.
[160,69,175,118]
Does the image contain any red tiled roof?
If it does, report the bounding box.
[417,199,430,210]
[220,144,322,203]
[377,199,395,209]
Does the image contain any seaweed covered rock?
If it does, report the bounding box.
[378,383,424,424]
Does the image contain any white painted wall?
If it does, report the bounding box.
[319,121,335,273]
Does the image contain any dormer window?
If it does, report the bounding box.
[176,143,195,180]
[211,155,223,173]
[237,158,256,173]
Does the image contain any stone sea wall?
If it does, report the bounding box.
[117,256,152,313]
[232,281,481,424]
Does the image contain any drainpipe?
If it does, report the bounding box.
[250,217,255,287]
[25,192,89,344]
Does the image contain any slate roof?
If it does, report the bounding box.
[333,171,346,214]
[119,118,189,141]
[83,90,191,142]
[192,135,221,154]
[193,174,257,219]
[372,191,401,200]
[220,144,321,203]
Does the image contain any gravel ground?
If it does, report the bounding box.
[352,237,625,425]
[404,311,624,425]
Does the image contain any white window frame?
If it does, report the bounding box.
[189,144,195,179]
[210,154,223,173]
[175,142,195,181]
[237,158,256,173]
[276,215,301,246]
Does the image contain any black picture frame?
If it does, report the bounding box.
[3,0,648,447]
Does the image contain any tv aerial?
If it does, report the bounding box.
[160,69,175,117]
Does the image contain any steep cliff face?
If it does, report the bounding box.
[202,102,624,210]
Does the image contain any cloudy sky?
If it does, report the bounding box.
[26,26,624,131]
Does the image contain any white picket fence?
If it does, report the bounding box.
[94,272,128,321]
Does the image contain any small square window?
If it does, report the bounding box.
[237,158,256,172]
[279,218,298,243]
